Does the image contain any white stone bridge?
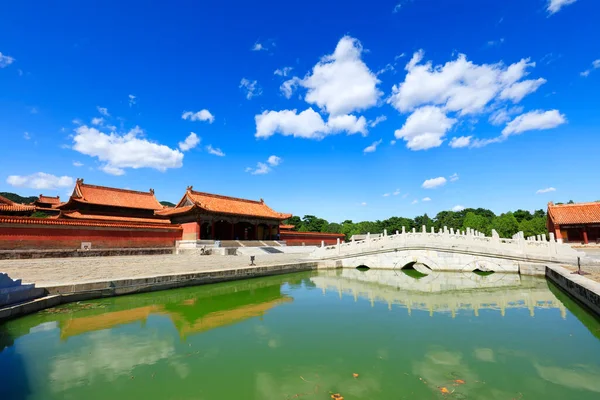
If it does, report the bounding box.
[309,226,584,274]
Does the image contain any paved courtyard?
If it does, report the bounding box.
[0,253,308,287]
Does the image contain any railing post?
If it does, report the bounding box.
[366,232,371,248]
[336,238,340,254]
[321,240,325,248]
[384,229,387,237]
[401,226,406,234]
[422,225,426,233]
[549,232,557,255]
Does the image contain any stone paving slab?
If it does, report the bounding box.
[0,253,308,287]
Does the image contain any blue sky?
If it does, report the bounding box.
[1,0,599,222]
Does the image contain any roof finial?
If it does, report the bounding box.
[149,188,155,195]
[76,178,84,184]
[187,185,193,192]
[260,198,264,203]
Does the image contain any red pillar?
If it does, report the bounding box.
[555,227,562,242]
[231,222,235,240]
[198,218,203,240]
[583,228,589,244]
[211,221,215,240]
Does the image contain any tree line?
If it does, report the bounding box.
[284,208,548,241]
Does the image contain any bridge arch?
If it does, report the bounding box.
[461,259,504,273]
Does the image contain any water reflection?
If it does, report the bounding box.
[311,269,567,317]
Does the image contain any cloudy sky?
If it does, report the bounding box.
[1,0,598,221]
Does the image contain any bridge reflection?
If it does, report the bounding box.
[310,269,567,318]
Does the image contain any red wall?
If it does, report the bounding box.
[181,222,199,240]
[280,231,345,246]
[0,224,182,250]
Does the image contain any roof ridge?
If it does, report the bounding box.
[80,182,155,196]
[190,189,263,204]
[549,201,600,207]
[0,194,15,205]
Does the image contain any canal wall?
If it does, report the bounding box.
[546,265,600,317]
[0,261,320,322]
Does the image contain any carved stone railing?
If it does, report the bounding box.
[310,225,583,263]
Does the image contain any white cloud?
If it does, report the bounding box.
[97,106,110,117]
[449,136,471,148]
[91,117,104,126]
[274,67,293,77]
[536,187,556,194]
[0,52,15,68]
[422,176,447,189]
[23,132,31,140]
[72,125,184,174]
[101,165,125,176]
[488,106,524,125]
[72,118,82,125]
[390,140,397,145]
[368,115,387,127]
[411,199,419,204]
[393,3,402,13]
[393,189,400,196]
[7,172,74,190]
[240,78,262,99]
[267,155,282,166]
[181,109,215,123]
[389,51,544,116]
[486,38,505,47]
[547,0,577,15]
[255,108,366,140]
[499,78,546,102]
[179,132,200,151]
[206,145,225,157]
[502,109,566,135]
[280,77,301,98]
[422,197,432,202]
[128,94,136,107]
[247,155,282,175]
[394,106,457,150]
[580,59,600,78]
[361,202,367,206]
[252,42,267,51]
[282,36,382,116]
[363,139,382,153]
[383,193,390,197]
[248,162,270,175]
[449,173,459,182]
[452,205,465,212]
[73,161,83,167]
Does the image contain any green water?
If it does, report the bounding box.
[2,269,600,400]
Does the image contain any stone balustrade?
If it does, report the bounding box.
[310,225,582,267]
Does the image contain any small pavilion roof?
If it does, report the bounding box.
[36,195,61,206]
[279,224,295,230]
[547,201,600,225]
[159,187,292,220]
[0,194,36,213]
[61,179,163,210]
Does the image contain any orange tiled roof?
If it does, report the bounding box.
[169,187,292,220]
[280,224,295,230]
[0,194,36,213]
[61,210,172,224]
[155,205,195,216]
[65,179,163,210]
[37,195,61,205]
[547,201,600,225]
[0,215,181,230]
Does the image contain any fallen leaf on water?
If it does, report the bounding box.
[352,373,359,378]
[453,379,466,385]
[439,387,450,394]
[331,393,344,400]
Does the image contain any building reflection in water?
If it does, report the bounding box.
[310,268,567,318]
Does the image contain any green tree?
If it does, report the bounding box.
[414,213,434,231]
[492,212,519,238]
[513,209,533,223]
[284,216,302,229]
[433,210,465,231]
[462,212,491,235]
[322,222,342,233]
[518,217,547,238]
[533,209,546,219]
[30,211,50,218]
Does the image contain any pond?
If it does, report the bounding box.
[1,269,600,400]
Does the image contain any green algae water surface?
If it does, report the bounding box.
[2,269,600,400]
